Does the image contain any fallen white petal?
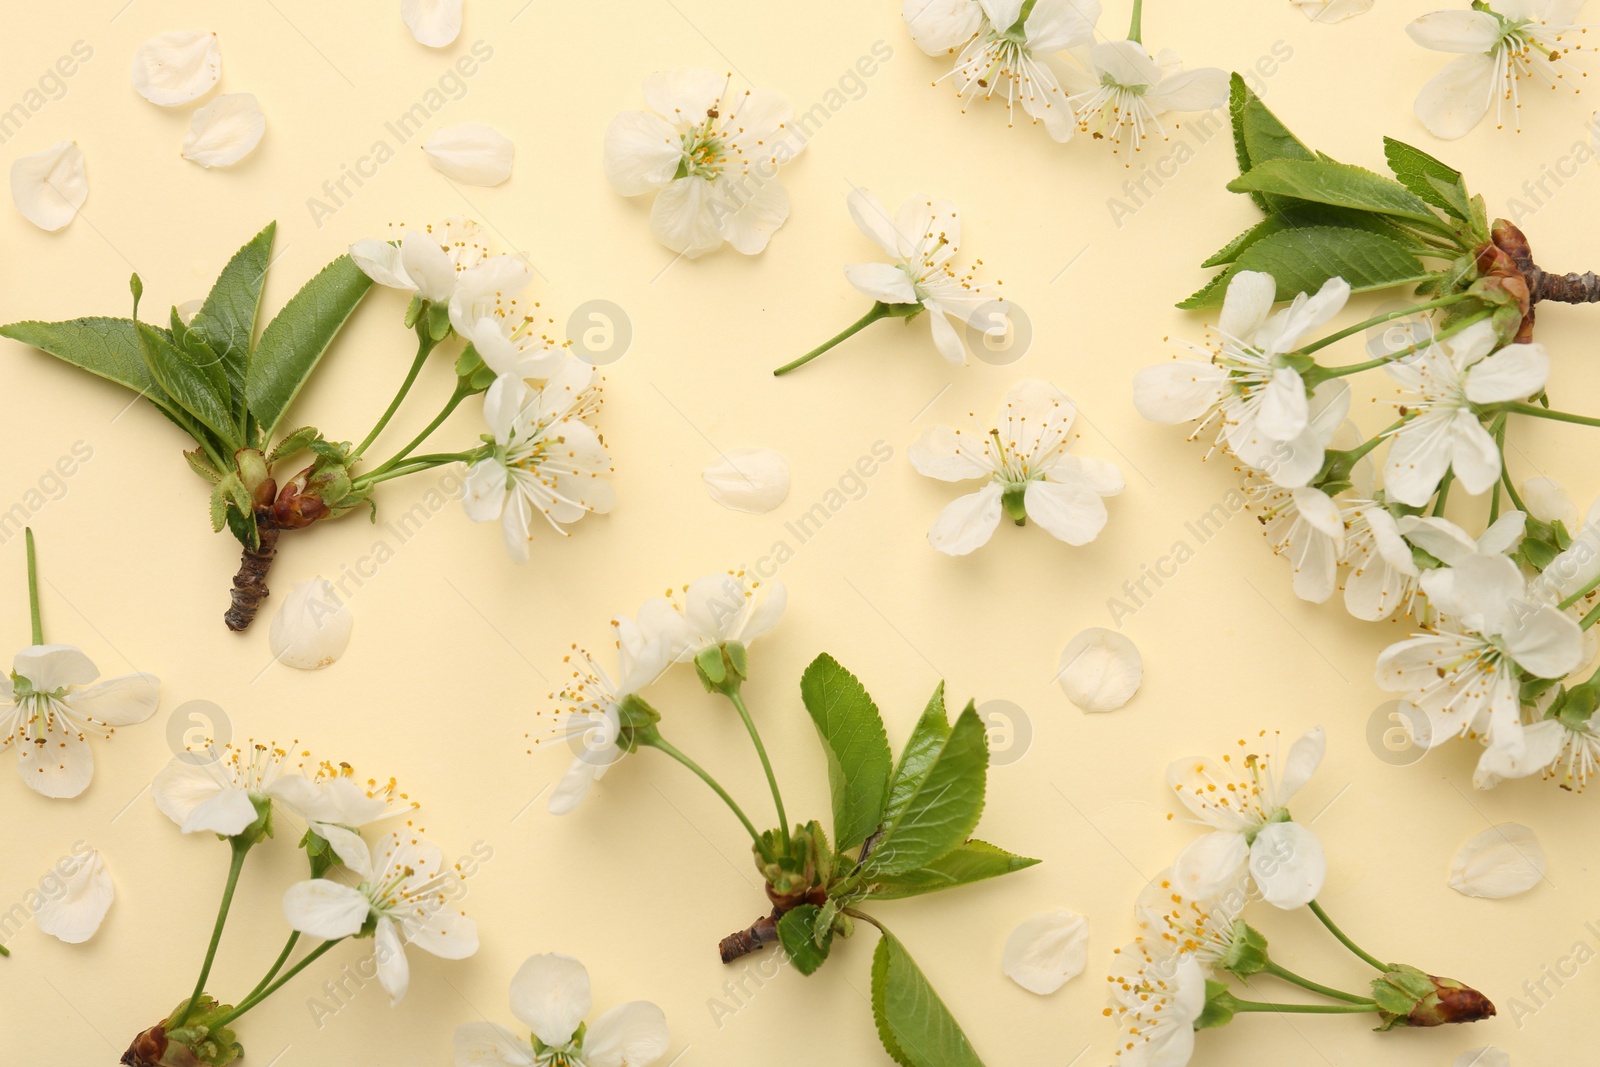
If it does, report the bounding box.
[1454,1049,1510,1067]
[1448,823,1546,899]
[402,0,463,47]
[34,849,114,944]
[423,124,514,186]
[130,30,222,106]
[10,142,88,231]
[702,448,791,514]
[182,93,266,168]
[1056,628,1142,712]
[1292,0,1373,22]
[1002,910,1087,995]
[269,578,353,670]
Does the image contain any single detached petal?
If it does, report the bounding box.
[1448,823,1546,898]
[269,578,353,670]
[1415,53,1497,140]
[1001,910,1088,995]
[403,0,463,47]
[1056,627,1142,713]
[130,30,221,106]
[1293,0,1374,22]
[584,1001,672,1067]
[1249,821,1326,908]
[424,124,515,186]
[926,482,1003,556]
[34,849,114,944]
[282,879,372,939]
[510,953,593,1048]
[702,448,790,514]
[10,142,88,231]
[182,93,266,168]
[453,1022,535,1067]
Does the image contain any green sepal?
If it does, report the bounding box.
[186,449,224,485]
[1218,922,1270,979]
[267,426,323,465]
[404,294,425,330]
[160,995,244,1067]
[1196,981,1240,1030]
[427,301,452,341]
[615,692,662,729]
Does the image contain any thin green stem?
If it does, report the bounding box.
[1503,402,1600,430]
[1127,0,1143,41]
[174,839,252,1028]
[1560,572,1600,611]
[842,907,887,934]
[728,691,790,849]
[1230,999,1381,1015]
[212,938,342,1028]
[1308,900,1390,971]
[24,528,42,645]
[1261,961,1377,1005]
[239,931,300,1006]
[640,733,764,846]
[366,382,475,478]
[1489,417,1506,524]
[352,450,482,491]
[1313,312,1490,379]
[353,331,439,459]
[1581,600,1600,630]
[1431,468,1455,517]
[773,302,894,376]
[1500,464,1527,513]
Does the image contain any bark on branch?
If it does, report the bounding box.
[223,519,280,632]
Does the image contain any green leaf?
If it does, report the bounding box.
[871,928,985,1067]
[1181,227,1430,309]
[866,840,1039,901]
[869,691,988,876]
[1228,73,1316,210]
[246,253,373,439]
[169,306,232,410]
[1,316,165,396]
[776,904,833,976]
[191,222,277,414]
[137,322,240,447]
[1201,206,1422,268]
[1228,158,1440,225]
[1383,137,1472,222]
[800,654,893,852]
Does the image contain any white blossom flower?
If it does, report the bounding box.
[843,189,1001,364]
[10,141,88,232]
[1134,271,1353,486]
[33,848,114,944]
[130,30,221,106]
[182,93,266,168]
[453,953,670,1067]
[464,315,566,380]
[1382,320,1549,506]
[269,578,353,670]
[1166,727,1328,909]
[0,645,159,798]
[282,829,478,1004]
[1246,476,1346,604]
[1377,553,1583,757]
[1343,505,1422,621]
[1107,941,1207,1066]
[350,219,531,327]
[1133,868,1251,970]
[540,599,683,815]
[1477,714,1600,788]
[423,124,515,186]
[153,742,305,836]
[665,572,787,660]
[1065,41,1228,153]
[1002,909,1088,994]
[403,0,463,47]
[1408,0,1591,138]
[602,68,804,257]
[910,379,1124,555]
[462,363,614,563]
[904,0,1100,142]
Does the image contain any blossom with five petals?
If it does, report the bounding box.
[1064,40,1228,153]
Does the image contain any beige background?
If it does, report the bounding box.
[3,1,1598,1063]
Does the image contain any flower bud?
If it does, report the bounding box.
[268,578,352,670]
[1372,965,1495,1028]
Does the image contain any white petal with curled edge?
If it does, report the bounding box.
[269,578,353,670]
[702,448,790,514]
[584,1001,672,1067]
[182,93,266,168]
[509,953,593,1048]
[34,850,114,944]
[130,30,221,106]
[1001,910,1088,995]
[10,142,88,231]
[403,0,463,47]
[1056,627,1142,712]
[1448,823,1546,899]
[1454,1048,1511,1067]
[423,124,515,186]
